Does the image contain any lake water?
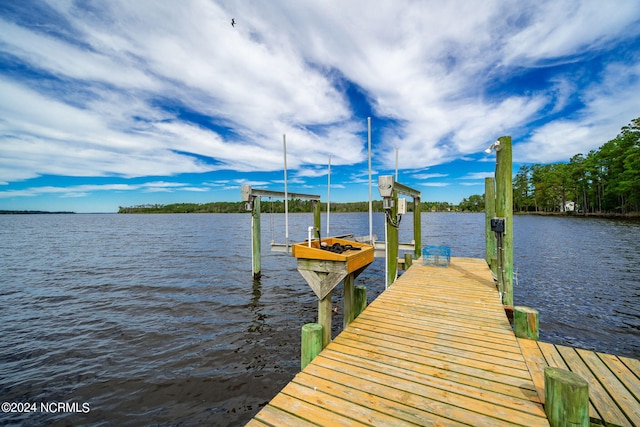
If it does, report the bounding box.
[0,212,638,426]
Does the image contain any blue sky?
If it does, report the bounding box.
[1,1,639,213]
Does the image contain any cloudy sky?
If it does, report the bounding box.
[1,0,639,212]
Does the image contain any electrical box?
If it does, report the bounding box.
[383,198,394,210]
[397,198,407,215]
[378,176,394,198]
[491,217,505,233]
[241,185,252,202]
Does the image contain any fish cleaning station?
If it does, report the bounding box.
[244,135,640,427]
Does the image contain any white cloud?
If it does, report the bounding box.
[517,61,640,163]
[0,0,638,189]
[459,172,496,180]
[0,181,200,199]
[412,173,449,180]
[421,182,450,187]
[502,1,640,66]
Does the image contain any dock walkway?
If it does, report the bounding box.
[248,257,549,426]
[519,338,640,426]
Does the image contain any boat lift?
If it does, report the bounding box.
[378,175,421,288]
[241,185,321,279]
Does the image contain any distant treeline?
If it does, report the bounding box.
[0,210,75,214]
[118,199,475,214]
[513,117,640,214]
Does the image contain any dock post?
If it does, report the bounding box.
[318,290,332,348]
[354,285,367,318]
[514,306,539,340]
[404,253,413,269]
[251,196,261,280]
[413,196,421,259]
[544,367,589,427]
[485,177,497,275]
[386,189,399,287]
[312,200,321,234]
[301,323,323,370]
[343,273,355,328]
[495,135,513,306]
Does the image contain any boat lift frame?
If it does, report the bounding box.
[378,175,421,288]
[241,185,321,280]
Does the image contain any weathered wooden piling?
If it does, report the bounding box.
[354,285,366,318]
[495,135,513,306]
[514,306,539,340]
[386,188,399,286]
[413,197,421,259]
[403,253,413,269]
[251,196,261,279]
[300,323,323,370]
[317,290,333,348]
[544,367,589,427]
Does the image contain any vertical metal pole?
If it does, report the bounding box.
[283,134,289,252]
[395,147,399,181]
[368,117,373,244]
[327,154,331,236]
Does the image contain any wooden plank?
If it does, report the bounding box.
[294,370,468,426]
[620,355,640,379]
[336,329,532,380]
[577,349,639,426]
[301,359,547,426]
[282,381,416,426]
[344,322,528,371]
[244,418,269,427]
[361,305,516,342]
[362,301,508,329]
[268,391,369,426]
[556,345,631,427]
[517,338,547,404]
[321,345,540,402]
[537,341,569,370]
[355,311,522,356]
[598,352,640,403]
[329,335,535,388]
[314,351,545,417]
[252,405,319,427]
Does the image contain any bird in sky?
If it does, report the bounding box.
[231,18,236,27]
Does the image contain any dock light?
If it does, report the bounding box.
[484,140,502,154]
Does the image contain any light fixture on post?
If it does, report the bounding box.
[484,140,502,154]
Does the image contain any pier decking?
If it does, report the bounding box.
[519,338,640,427]
[248,257,549,426]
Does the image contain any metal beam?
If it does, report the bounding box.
[241,185,320,202]
[392,181,421,198]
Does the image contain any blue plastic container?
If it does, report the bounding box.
[422,245,451,267]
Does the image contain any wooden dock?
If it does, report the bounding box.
[248,257,549,426]
[247,257,640,426]
[519,338,640,427]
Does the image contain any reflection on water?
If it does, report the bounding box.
[0,212,637,426]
